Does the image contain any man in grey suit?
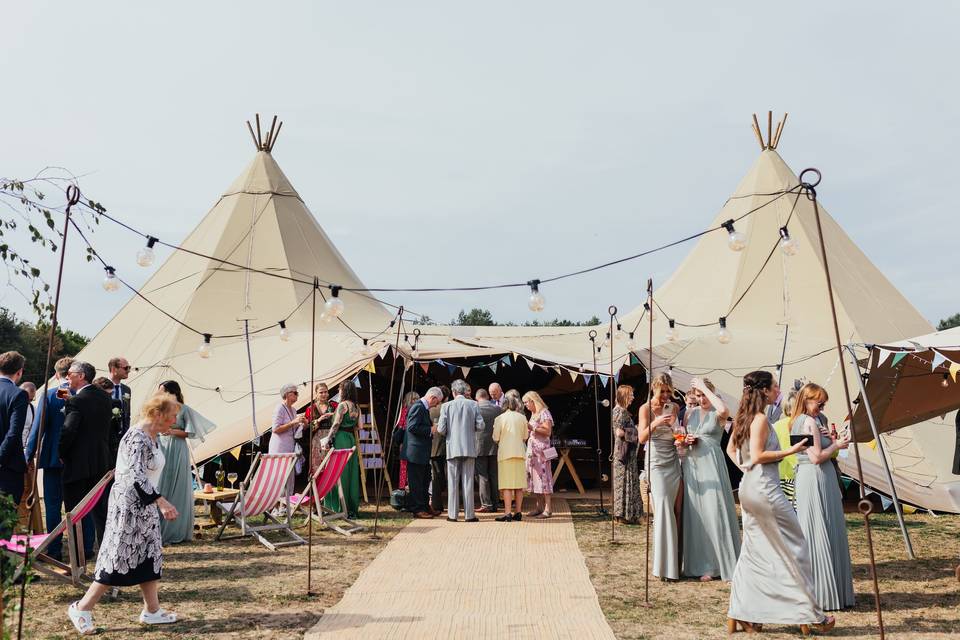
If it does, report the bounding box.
[437,379,484,522]
[475,388,502,513]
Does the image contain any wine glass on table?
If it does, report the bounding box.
[215,469,226,491]
[227,472,238,490]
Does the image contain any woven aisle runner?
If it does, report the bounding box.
[306,497,615,639]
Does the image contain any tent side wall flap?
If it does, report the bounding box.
[67,133,960,512]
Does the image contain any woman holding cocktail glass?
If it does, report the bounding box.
[680,377,740,581]
[638,373,682,580]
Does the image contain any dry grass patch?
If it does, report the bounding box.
[18,508,411,639]
[570,498,960,640]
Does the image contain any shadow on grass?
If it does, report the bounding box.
[309,613,422,633]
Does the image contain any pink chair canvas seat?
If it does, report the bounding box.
[0,469,114,586]
[215,452,304,551]
[297,447,364,536]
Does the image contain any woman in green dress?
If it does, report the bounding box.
[157,380,216,545]
[681,377,740,581]
[323,380,361,518]
[791,383,855,611]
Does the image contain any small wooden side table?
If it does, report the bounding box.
[193,488,240,529]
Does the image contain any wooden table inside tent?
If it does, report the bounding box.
[551,440,587,495]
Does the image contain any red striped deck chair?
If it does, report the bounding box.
[0,470,114,586]
[214,452,304,551]
[297,447,364,536]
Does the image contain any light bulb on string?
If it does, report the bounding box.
[136,236,158,267]
[666,319,679,342]
[626,332,636,351]
[615,323,628,343]
[324,286,345,318]
[198,333,212,359]
[602,332,612,349]
[721,219,747,252]
[362,339,377,356]
[278,320,289,342]
[102,266,119,292]
[943,373,951,388]
[779,226,798,256]
[643,302,657,321]
[527,279,545,312]
[717,317,732,344]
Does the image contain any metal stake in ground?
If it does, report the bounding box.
[802,168,884,638]
[371,311,404,538]
[307,277,317,595]
[588,330,608,517]
[19,184,81,640]
[608,305,618,543]
[643,278,654,605]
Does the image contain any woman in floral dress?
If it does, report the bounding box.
[522,391,554,518]
[613,384,642,523]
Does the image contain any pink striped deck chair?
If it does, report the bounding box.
[0,470,114,586]
[297,447,364,536]
[214,452,304,551]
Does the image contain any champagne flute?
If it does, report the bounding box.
[227,472,238,490]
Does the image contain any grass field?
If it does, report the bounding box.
[17,508,411,639]
[570,497,960,639]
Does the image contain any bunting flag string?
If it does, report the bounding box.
[461,366,471,379]
[489,362,498,374]
[420,362,430,374]
[931,350,948,370]
[569,369,578,383]
[363,360,377,374]
[876,348,893,366]
[352,374,362,388]
[526,358,535,371]
[229,446,243,460]
[583,374,593,386]
[891,352,908,367]
[599,374,610,387]
[879,495,893,511]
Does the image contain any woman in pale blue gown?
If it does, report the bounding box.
[157,381,217,545]
[726,370,836,635]
[681,377,740,581]
[638,373,681,580]
[791,383,855,611]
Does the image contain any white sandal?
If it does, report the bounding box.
[139,608,178,625]
[67,602,96,636]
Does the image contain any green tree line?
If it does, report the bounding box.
[0,307,88,385]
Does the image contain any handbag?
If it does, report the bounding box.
[543,446,559,461]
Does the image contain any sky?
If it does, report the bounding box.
[3,2,958,338]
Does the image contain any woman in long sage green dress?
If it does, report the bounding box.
[638,373,682,580]
[681,377,740,581]
[791,383,855,611]
[323,380,361,519]
[157,381,217,545]
[726,370,835,636]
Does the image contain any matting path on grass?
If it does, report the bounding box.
[306,497,615,639]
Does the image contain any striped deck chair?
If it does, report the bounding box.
[298,447,364,536]
[214,452,304,551]
[0,470,114,586]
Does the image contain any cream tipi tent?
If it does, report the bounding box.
[611,116,959,512]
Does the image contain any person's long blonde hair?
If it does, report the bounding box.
[649,372,674,410]
[522,390,548,415]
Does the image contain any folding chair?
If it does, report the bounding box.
[0,470,114,586]
[294,447,364,536]
[214,452,305,551]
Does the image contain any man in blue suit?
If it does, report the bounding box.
[0,351,29,504]
[25,357,74,560]
[405,387,443,519]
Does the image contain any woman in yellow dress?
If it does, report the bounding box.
[492,395,529,521]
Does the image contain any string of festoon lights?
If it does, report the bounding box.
[75,182,805,359]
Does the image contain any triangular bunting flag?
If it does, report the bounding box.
[446,364,456,375]
[363,360,377,374]
[629,353,641,366]
[864,488,875,497]
[614,371,620,384]
[891,352,908,367]
[950,361,960,382]
[902,504,917,514]
[501,355,512,366]
[599,374,610,387]
[353,374,362,388]
[867,439,877,450]
[552,366,561,375]
[489,362,498,374]
[931,350,947,370]
[840,476,852,490]
[229,446,242,460]
[378,345,390,359]
[583,374,592,386]
[420,362,430,374]
[513,352,520,363]
[569,370,578,383]
[879,495,893,511]
[526,358,535,371]
[461,366,470,379]
[876,348,893,366]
